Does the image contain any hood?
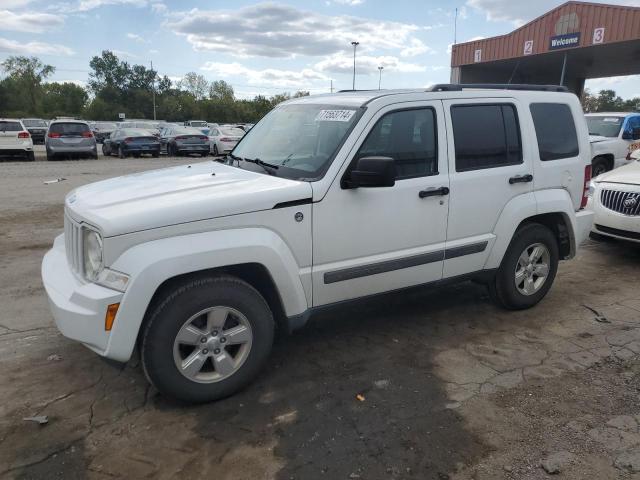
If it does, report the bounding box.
[66,161,312,236]
[594,161,640,185]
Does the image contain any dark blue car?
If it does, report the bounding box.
[102,128,160,158]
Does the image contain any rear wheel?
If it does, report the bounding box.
[133,153,141,158]
[488,223,559,310]
[141,275,274,403]
[25,151,35,161]
[102,144,109,156]
[152,151,160,158]
[200,151,208,157]
[118,145,126,159]
[592,156,610,178]
[46,149,55,161]
[213,144,219,156]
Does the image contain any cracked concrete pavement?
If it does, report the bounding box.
[1,156,640,479]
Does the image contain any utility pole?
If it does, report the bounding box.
[378,66,384,90]
[150,60,157,121]
[454,7,458,45]
[330,79,333,93]
[351,41,359,90]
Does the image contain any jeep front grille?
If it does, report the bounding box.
[64,214,83,274]
[600,189,640,216]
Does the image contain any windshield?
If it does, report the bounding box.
[232,103,362,180]
[22,119,47,127]
[586,116,624,137]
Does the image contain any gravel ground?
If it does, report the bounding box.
[1,149,640,479]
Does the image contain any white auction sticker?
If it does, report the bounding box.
[603,117,621,123]
[316,110,355,122]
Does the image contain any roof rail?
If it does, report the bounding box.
[429,83,569,92]
[337,89,378,93]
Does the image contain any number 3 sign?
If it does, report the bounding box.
[593,27,605,44]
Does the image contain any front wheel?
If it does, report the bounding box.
[488,223,559,310]
[141,275,274,403]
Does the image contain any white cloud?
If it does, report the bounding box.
[315,54,426,75]
[167,2,429,59]
[126,32,148,43]
[1,0,34,7]
[49,79,87,87]
[201,62,329,88]
[111,49,139,59]
[401,38,434,57]
[0,37,74,56]
[75,0,147,11]
[0,10,65,33]
[329,0,364,4]
[150,1,166,13]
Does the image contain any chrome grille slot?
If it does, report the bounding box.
[600,189,640,216]
[64,214,83,274]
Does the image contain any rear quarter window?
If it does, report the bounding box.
[530,103,579,161]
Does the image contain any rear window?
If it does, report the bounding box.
[49,123,90,135]
[221,128,245,136]
[95,122,116,130]
[451,104,522,172]
[22,119,47,127]
[122,129,154,137]
[0,121,22,132]
[530,103,579,161]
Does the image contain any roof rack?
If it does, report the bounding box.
[428,83,569,92]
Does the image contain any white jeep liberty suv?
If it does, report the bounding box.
[42,84,594,403]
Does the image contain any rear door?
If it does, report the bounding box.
[0,120,23,147]
[443,98,532,277]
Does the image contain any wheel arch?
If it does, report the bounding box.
[592,153,614,172]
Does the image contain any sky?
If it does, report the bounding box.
[1,0,639,99]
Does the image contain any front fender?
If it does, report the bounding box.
[104,227,308,361]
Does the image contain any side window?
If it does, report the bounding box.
[355,108,438,180]
[451,104,522,172]
[627,116,640,134]
[530,103,579,161]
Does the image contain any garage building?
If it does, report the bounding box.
[450,1,640,96]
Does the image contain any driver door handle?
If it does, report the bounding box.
[509,174,533,184]
[419,186,450,198]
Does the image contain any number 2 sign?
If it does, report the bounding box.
[593,27,605,44]
[524,40,533,55]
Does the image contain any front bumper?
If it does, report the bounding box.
[588,189,640,243]
[42,235,123,357]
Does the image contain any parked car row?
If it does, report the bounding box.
[102,128,160,158]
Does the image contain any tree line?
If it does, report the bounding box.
[0,52,309,122]
[1,52,638,121]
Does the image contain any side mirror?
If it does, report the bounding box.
[633,127,640,140]
[346,156,396,188]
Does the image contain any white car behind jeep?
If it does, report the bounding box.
[42,84,594,403]
[586,112,640,177]
[589,149,640,243]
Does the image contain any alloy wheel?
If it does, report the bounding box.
[514,242,550,296]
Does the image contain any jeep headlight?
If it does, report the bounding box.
[83,229,103,281]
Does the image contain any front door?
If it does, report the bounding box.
[312,101,450,306]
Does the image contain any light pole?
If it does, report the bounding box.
[150,60,157,121]
[351,41,359,90]
[378,66,384,90]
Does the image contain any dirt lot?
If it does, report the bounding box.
[1,150,640,479]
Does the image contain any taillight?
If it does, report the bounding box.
[123,137,133,143]
[47,132,61,138]
[220,137,233,142]
[175,136,186,140]
[199,136,208,140]
[18,131,30,139]
[82,131,94,138]
[581,164,592,209]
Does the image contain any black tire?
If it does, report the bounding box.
[25,151,35,161]
[133,153,141,158]
[167,143,176,157]
[118,145,126,159]
[141,275,274,403]
[152,152,160,158]
[91,150,98,160]
[592,156,609,178]
[102,144,109,156]
[46,150,55,161]
[488,223,559,310]
[213,144,219,156]
[200,151,208,157]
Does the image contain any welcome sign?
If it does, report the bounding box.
[549,32,581,50]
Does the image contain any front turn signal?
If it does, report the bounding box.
[105,303,120,331]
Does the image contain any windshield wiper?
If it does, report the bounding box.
[242,157,279,175]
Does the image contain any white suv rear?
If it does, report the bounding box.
[0,119,34,161]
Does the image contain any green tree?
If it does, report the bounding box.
[1,56,55,114]
[42,82,88,117]
[209,80,234,101]
[178,72,209,100]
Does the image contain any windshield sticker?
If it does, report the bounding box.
[603,117,621,123]
[316,110,355,122]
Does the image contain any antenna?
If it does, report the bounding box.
[454,7,458,45]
